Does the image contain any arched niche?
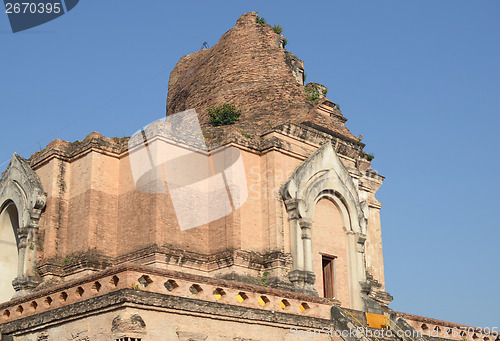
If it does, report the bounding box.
[0,202,20,302]
[0,153,46,301]
[280,141,371,310]
[311,196,348,302]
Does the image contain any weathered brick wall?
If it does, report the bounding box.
[30,127,385,310]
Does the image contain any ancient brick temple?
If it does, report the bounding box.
[0,12,495,341]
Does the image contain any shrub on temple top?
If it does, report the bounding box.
[256,15,267,25]
[208,104,241,126]
[273,24,284,34]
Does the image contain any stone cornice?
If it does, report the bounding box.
[28,123,382,178]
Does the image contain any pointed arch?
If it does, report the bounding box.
[0,201,19,302]
[280,141,368,234]
[0,153,46,301]
[280,142,369,310]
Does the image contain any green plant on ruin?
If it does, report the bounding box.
[208,103,241,126]
[273,24,284,34]
[224,272,270,287]
[362,152,374,161]
[131,283,140,290]
[240,130,252,138]
[305,86,320,104]
[322,88,328,95]
[282,37,288,48]
[62,256,71,265]
[260,271,269,287]
[256,15,267,25]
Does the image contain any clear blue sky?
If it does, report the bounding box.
[1,0,498,328]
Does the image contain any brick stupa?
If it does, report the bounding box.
[167,12,357,145]
[2,12,485,341]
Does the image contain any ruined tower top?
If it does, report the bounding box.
[166,12,357,145]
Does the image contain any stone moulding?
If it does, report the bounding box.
[0,153,46,298]
[36,244,294,290]
[0,264,492,341]
[28,123,369,169]
[0,264,340,336]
